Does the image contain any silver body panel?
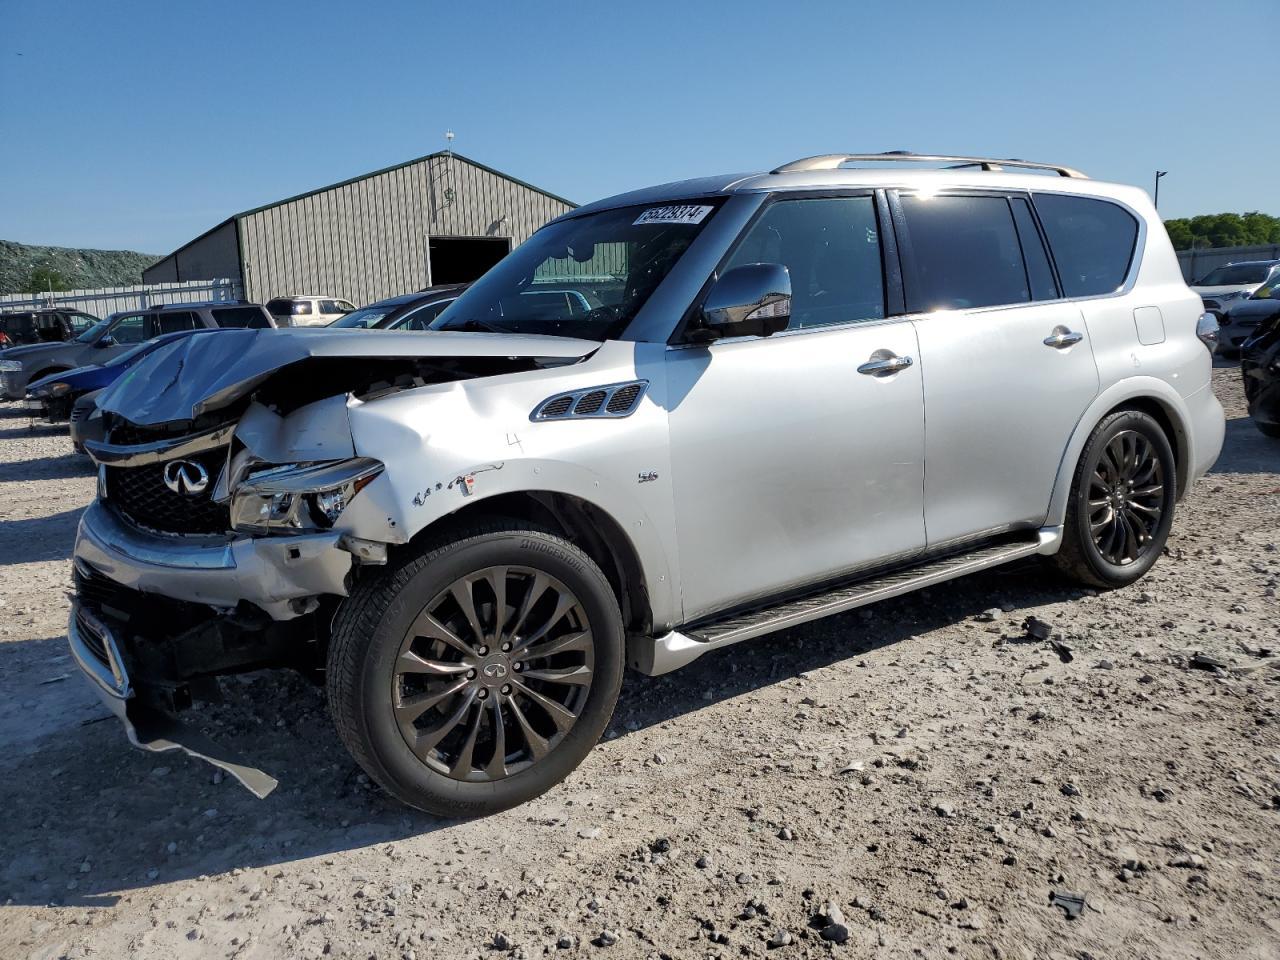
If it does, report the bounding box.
[72,162,1225,685]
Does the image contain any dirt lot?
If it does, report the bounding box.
[1,367,1277,960]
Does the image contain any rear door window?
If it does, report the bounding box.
[898,194,1030,311]
[319,299,347,315]
[721,195,886,330]
[212,306,271,328]
[156,311,198,334]
[1032,194,1138,297]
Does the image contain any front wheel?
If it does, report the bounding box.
[326,522,624,817]
[1050,410,1177,589]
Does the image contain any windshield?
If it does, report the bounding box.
[430,200,722,339]
[330,306,397,329]
[1198,264,1272,285]
[76,316,115,343]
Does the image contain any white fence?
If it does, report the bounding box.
[0,279,244,319]
[1177,243,1280,283]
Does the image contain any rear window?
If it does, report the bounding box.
[1033,194,1138,298]
[1196,263,1273,286]
[212,307,272,329]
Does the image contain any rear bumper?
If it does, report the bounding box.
[74,500,353,620]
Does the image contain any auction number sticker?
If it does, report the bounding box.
[633,204,714,226]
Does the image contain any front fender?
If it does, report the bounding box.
[1044,376,1214,528]
[337,369,680,630]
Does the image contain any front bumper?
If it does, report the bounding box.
[74,500,353,620]
[68,605,279,796]
[2,370,29,400]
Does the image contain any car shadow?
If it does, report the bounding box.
[0,508,85,565]
[1210,414,1278,477]
[0,557,1083,908]
[0,451,95,484]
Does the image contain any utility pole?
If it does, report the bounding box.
[1154,171,1168,210]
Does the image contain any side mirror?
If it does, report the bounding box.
[699,263,791,339]
[96,335,115,348]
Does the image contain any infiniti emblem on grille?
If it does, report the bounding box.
[163,459,210,496]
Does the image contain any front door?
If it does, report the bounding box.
[892,190,1101,545]
[665,194,927,623]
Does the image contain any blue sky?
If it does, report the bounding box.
[1,0,1275,254]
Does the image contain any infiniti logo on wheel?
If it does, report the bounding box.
[481,662,508,679]
[162,459,210,496]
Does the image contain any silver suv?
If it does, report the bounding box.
[69,153,1225,815]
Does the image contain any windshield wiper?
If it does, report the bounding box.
[439,317,513,334]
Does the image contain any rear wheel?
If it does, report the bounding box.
[1050,410,1176,589]
[327,522,623,817]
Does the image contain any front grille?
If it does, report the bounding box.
[69,403,89,424]
[74,607,109,667]
[105,445,231,535]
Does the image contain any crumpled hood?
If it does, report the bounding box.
[96,328,599,426]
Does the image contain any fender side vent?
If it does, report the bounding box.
[531,380,649,421]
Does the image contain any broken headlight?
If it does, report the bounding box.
[230,458,383,534]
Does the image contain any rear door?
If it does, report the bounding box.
[892,190,1100,545]
[666,193,927,622]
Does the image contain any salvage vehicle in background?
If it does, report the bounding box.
[1219,281,1280,357]
[25,328,232,422]
[1241,311,1280,438]
[68,152,1223,816]
[0,301,276,400]
[265,296,356,327]
[0,308,100,347]
[1192,259,1280,326]
[328,285,469,330]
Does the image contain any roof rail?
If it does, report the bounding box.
[771,151,1088,179]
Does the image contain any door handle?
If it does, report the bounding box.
[857,354,914,376]
[1043,329,1084,349]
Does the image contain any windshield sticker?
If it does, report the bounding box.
[633,204,713,226]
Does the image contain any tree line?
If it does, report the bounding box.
[1163,212,1280,252]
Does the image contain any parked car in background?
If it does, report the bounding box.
[328,285,469,330]
[0,308,100,347]
[25,328,231,422]
[0,301,275,399]
[68,151,1223,816]
[1241,311,1280,438]
[1191,260,1280,323]
[1220,282,1280,357]
[265,296,356,327]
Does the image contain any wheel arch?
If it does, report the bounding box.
[393,490,656,639]
[1046,377,1195,528]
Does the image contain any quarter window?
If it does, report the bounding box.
[722,196,885,330]
[156,311,198,334]
[1033,194,1138,297]
[1009,198,1059,301]
[212,306,271,329]
[899,194,1031,311]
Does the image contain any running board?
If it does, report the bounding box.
[632,530,1057,676]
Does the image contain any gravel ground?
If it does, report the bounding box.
[1,367,1277,960]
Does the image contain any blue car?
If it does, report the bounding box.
[25,328,228,422]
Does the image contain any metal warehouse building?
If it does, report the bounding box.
[143,152,575,306]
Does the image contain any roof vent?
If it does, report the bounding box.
[531,381,649,422]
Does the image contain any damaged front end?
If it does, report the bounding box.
[70,328,597,794]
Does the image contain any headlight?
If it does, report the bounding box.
[45,382,72,397]
[1196,312,1219,354]
[0,360,23,372]
[230,457,383,534]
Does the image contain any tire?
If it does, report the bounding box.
[1256,421,1280,439]
[1050,410,1177,589]
[326,521,624,817]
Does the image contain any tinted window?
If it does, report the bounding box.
[1009,198,1059,301]
[1033,194,1138,297]
[110,314,148,344]
[212,306,271,329]
[900,194,1029,310]
[156,311,198,334]
[1196,263,1272,286]
[722,196,885,330]
[398,299,455,331]
[319,299,347,314]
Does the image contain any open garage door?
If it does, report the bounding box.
[428,236,511,285]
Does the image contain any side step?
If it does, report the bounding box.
[632,530,1055,675]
